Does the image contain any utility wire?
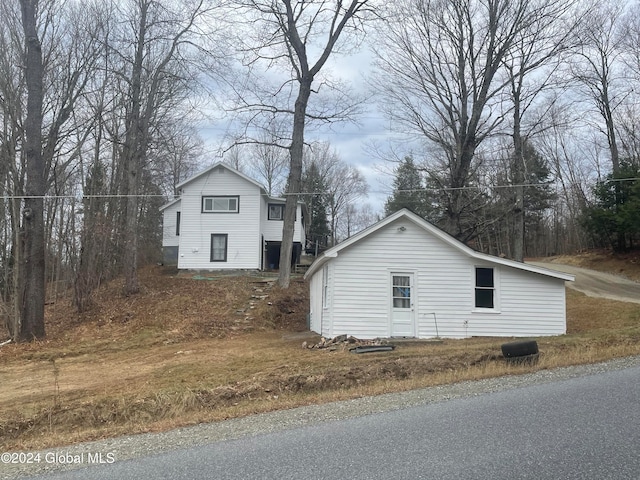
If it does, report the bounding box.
[2,177,639,200]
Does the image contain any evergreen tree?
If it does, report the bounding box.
[385,157,427,216]
[521,142,556,242]
[583,161,640,251]
[301,161,330,251]
[487,141,557,257]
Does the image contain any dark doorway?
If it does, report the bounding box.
[264,241,302,270]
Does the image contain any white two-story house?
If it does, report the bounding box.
[160,162,305,270]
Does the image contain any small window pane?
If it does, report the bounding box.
[229,198,237,211]
[204,198,213,211]
[476,268,494,288]
[393,298,410,308]
[213,198,227,211]
[393,286,411,298]
[393,276,410,287]
[475,289,493,308]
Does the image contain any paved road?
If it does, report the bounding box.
[528,261,640,304]
[22,364,640,480]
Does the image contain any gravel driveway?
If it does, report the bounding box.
[528,261,640,304]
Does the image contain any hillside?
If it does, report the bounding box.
[41,267,309,346]
[538,249,640,282]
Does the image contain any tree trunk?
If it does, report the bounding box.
[511,82,525,263]
[121,0,149,296]
[446,141,475,241]
[18,0,46,341]
[278,79,312,288]
[123,154,140,295]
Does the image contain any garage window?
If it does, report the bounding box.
[475,267,494,309]
[322,265,329,308]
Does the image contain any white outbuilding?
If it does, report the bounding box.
[304,209,574,339]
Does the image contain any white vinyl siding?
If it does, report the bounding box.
[177,168,261,270]
[310,217,567,339]
[161,200,181,247]
[308,266,327,336]
[260,202,305,243]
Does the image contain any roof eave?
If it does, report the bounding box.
[304,209,576,282]
[159,198,181,211]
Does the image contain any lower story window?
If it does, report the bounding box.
[210,234,228,262]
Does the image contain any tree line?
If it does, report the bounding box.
[2,0,640,342]
[379,0,640,260]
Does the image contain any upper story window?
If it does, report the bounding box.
[202,196,239,213]
[475,267,495,309]
[268,204,285,220]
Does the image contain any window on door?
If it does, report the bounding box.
[210,234,228,262]
[475,267,494,308]
[392,275,411,308]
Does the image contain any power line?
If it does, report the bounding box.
[2,177,639,200]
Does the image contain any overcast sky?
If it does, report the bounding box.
[196,38,408,215]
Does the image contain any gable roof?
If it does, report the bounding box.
[176,161,268,194]
[304,209,575,282]
[171,161,307,212]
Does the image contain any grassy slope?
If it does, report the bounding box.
[1,252,639,450]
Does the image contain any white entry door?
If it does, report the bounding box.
[391,273,415,337]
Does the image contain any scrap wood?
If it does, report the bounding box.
[304,334,393,351]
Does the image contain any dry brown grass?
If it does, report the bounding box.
[1,258,639,451]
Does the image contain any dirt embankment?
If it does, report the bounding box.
[528,261,640,304]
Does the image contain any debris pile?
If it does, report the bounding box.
[303,334,394,352]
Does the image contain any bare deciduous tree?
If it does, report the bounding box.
[502,0,580,261]
[230,0,372,287]
[18,0,46,341]
[572,0,628,176]
[341,203,378,239]
[115,0,214,295]
[248,127,289,196]
[303,141,368,245]
[374,0,570,242]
